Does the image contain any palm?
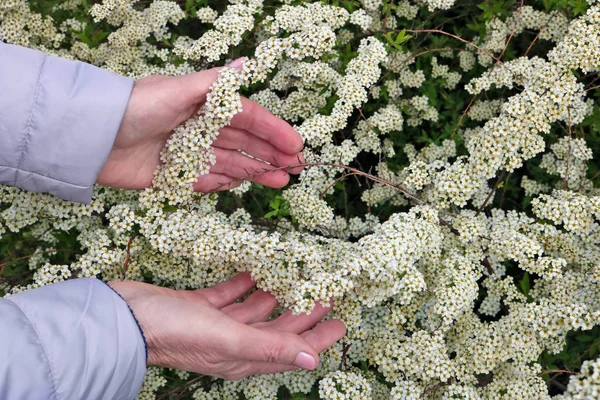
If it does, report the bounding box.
[97,68,304,192]
[110,274,345,379]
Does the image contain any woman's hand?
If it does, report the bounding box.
[97,60,305,192]
[109,273,346,379]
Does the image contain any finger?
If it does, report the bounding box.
[193,173,243,193]
[176,59,244,104]
[232,327,319,370]
[300,320,346,352]
[230,98,304,155]
[197,272,256,308]
[214,127,305,174]
[211,148,291,188]
[253,301,333,334]
[221,289,279,324]
[232,319,347,376]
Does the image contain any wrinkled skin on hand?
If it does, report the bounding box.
[110,273,346,379]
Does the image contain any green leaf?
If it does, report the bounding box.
[395,29,412,45]
[162,204,177,213]
[264,210,278,219]
[575,334,595,343]
[269,197,281,210]
[519,273,530,296]
[569,0,588,15]
[74,32,93,47]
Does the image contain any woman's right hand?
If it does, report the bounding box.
[109,273,346,379]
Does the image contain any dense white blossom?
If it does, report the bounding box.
[2,1,600,399]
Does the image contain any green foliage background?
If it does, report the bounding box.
[1,0,600,398]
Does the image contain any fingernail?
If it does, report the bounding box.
[294,352,316,370]
[227,57,246,69]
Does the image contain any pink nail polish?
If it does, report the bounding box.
[294,352,316,370]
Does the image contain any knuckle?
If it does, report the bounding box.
[263,343,286,364]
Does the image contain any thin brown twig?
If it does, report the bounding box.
[407,46,459,62]
[157,376,203,400]
[215,161,422,203]
[482,258,494,275]
[564,106,572,190]
[0,249,82,276]
[584,73,600,91]
[372,47,461,89]
[570,337,600,370]
[357,107,374,132]
[497,0,525,63]
[122,235,136,281]
[476,171,507,216]
[451,93,479,139]
[524,27,544,57]
[216,161,474,245]
[340,342,352,370]
[589,169,600,183]
[319,172,354,200]
[421,382,449,398]
[498,172,511,210]
[405,29,497,61]
[404,29,525,86]
[578,126,588,191]
[538,369,578,377]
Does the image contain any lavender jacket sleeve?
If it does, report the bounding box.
[0,42,147,399]
[0,279,147,399]
[0,41,133,203]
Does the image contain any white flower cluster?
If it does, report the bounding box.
[349,9,372,32]
[91,0,185,47]
[0,0,64,48]
[353,104,403,154]
[136,367,167,400]
[541,136,596,191]
[319,370,371,400]
[521,175,550,197]
[32,263,71,288]
[478,6,569,65]
[403,95,439,126]
[175,0,263,62]
[294,37,387,147]
[468,99,503,121]
[532,190,600,234]
[195,7,218,24]
[431,57,461,89]
[430,11,596,208]
[557,358,600,400]
[148,67,243,206]
[395,1,419,20]
[420,0,457,12]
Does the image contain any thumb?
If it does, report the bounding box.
[176,58,245,104]
[234,326,319,370]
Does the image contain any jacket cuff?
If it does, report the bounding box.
[4,278,147,399]
[0,42,134,203]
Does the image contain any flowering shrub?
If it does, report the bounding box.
[1,0,600,398]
